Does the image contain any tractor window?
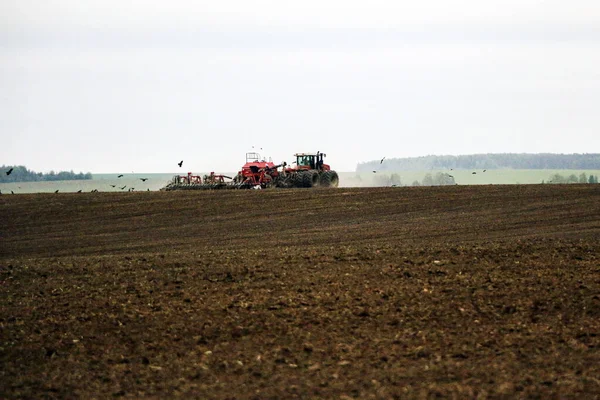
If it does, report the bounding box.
[297,155,316,168]
[297,156,310,166]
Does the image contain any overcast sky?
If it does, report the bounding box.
[1,0,599,172]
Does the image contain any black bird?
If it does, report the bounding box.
[55,190,59,193]
[448,174,454,178]
[472,172,477,174]
[178,160,183,168]
[372,170,377,173]
[120,185,127,190]
[117,174,124,178]
[130,188,135,191]
[11,190,14,194]
[6,168,13,175]
[380,157,385,164]
[140,178,148,182]
[77,190,82,193]
[110,184,116,187]
[483,169,487,172]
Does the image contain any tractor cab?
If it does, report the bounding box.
[294,152,329,171]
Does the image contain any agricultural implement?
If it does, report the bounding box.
[162,152,339,190]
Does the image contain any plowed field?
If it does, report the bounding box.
[1,185,600,399]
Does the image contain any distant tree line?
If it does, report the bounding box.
[411,173,456,187]
[0,165,93,183]
[366,172,456,187]
[373,173,403,187]
[544,173,598,184]
[357,153,600,172]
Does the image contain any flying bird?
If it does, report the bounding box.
[178,160,183,167]
[6,168,13,175]
[380,157,385,164]
[483,169,487,172]
[140,178,148,182]
[372,170,377,173]
[472,172,477,174]
[117,174,124,178]
[54,190,59,193]
[77,190,82,193]
[110,184,116,187]
[120,185,127,190]
[448,174,454,178]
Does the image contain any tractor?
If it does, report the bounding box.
[284,152,339,188]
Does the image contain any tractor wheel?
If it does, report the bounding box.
[303,170,319,188]
[293,171,305,188]
[320,171,332,187]
[311,171,321,187]
[330,171,339,187]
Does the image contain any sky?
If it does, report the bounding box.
[1,0,599,173]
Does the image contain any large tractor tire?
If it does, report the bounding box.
[292,171,305,188]
[303,170,319,188]
[320,171,333,187]
[329,170,339,187]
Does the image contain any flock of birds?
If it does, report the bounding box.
[1,161,185,195]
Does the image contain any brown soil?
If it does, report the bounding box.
[1,185,599,399]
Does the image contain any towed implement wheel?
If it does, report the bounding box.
[263,173,274,188]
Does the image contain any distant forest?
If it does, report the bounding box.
[0,165,92,183]
[357,153,600,172]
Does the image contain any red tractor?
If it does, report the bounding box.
[233,151,338,188]
[284,152,339,188]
